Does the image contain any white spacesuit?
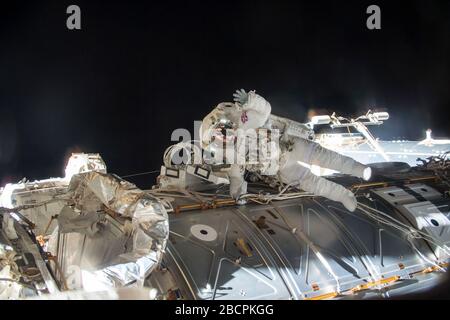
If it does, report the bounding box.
[200,89,372,212]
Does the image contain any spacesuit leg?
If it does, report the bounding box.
[298,170,357,211]
[228,164,247,202]
[291,138,370,179]
[278,163,357,212]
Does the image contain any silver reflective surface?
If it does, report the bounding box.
[151,181,450,300]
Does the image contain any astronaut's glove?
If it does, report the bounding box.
[341,191,358,212]
[233,89,249,106]
[235,197,248,206]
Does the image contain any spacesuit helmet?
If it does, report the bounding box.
[199,102,242,165]
[200,102,241,149]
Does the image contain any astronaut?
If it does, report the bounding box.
[200,89,372,212]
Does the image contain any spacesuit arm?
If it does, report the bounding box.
[238,91,272,130]
[228,164,247,200]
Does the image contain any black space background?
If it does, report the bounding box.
[0,0,449,187]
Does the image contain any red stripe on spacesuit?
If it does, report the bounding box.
[241,111,248,124]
